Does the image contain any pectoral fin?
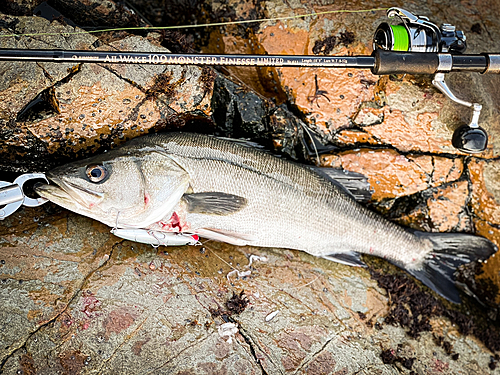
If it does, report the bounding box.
[183,192,247,215]
[322,251,367,267]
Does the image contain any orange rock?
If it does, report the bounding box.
[284,67,378,132]
[363,109,451,153]
[321,149,463,200]
[352,106,384,127]
[426,181,471,232]
[469,159,500,299]
[393,181,470,233]
[204,28,287,102]
[470,159,500,226]
[336,129,380,145]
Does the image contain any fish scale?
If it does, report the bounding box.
[35,132,497,303]
[148,133,429,261]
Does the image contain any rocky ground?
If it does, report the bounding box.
[1,0,500,374]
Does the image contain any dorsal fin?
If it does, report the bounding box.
[311,167,373,202]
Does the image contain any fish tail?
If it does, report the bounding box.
[404,231,497,304]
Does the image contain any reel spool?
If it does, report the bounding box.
[373,8,487,153]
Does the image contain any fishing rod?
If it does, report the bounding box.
[0,8,499,153]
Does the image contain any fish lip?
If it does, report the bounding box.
[34,181,73,203]
[45,175,104,208]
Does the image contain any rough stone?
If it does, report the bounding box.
[0,15,214,172]
[469,159,500,299]
[2,207,499,374]
[196,0,500,157]
[0,0,44,16]
[321,149,463,201]
[1,0,500,373]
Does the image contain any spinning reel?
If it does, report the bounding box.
[374,8,488,153]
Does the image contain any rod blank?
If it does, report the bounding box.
[0,48,375,68]
[0,48,497,74]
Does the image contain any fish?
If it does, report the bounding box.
[34,132,497,303]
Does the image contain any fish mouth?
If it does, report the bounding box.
[34,175,103,209]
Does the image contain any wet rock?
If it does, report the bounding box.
[211,74,313,159]
[469,158,500,303]
[211,75,269,138]
[192,0,500,156]
[0,0,44,16]
[321,149,463,201]
[0,14,213,172]
[0,7,305,173]
[425,181,471,232]
[1,0,500,373]
[125,0,165,25]
[49,0,142,28]
[390,180,472,233]
[2,209,499,374]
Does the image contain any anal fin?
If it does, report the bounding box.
[322,251,367,267]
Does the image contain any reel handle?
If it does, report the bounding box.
[371,51,498,153]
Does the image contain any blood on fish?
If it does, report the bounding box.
[144,192,150,207]
[169,212,182,231]
[158,212,189,232]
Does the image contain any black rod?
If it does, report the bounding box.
[0,48,497,74]
[0,48,375,69]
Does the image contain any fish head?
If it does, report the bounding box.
[35,148,190,228]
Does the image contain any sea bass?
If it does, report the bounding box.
[34,132,496,303]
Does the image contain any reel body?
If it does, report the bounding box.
[374,8,467,53]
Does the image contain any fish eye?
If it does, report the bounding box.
[86,164,108,183]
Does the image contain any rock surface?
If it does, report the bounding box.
[1,0,500,374]
[1,207,499,374]
[0,13,213,172]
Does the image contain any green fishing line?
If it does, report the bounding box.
[0,8,389,39]
[390,25,409,51]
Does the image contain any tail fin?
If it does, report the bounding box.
[405,231,497,304]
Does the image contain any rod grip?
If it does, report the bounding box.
[371,50,439,75]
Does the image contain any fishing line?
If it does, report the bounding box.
[203,243,321,291]
[0,6,493,154]
[0,7,389,39]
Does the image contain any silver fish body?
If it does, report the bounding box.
[35,132,497,303]
[146,133,429,265]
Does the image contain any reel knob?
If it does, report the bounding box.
[452,124,488,153]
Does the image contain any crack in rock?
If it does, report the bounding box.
[96,315,149,373]
[145,334,212,374]
[0,246,115,371]
[293,334,337,375]
[234,322,276,375]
